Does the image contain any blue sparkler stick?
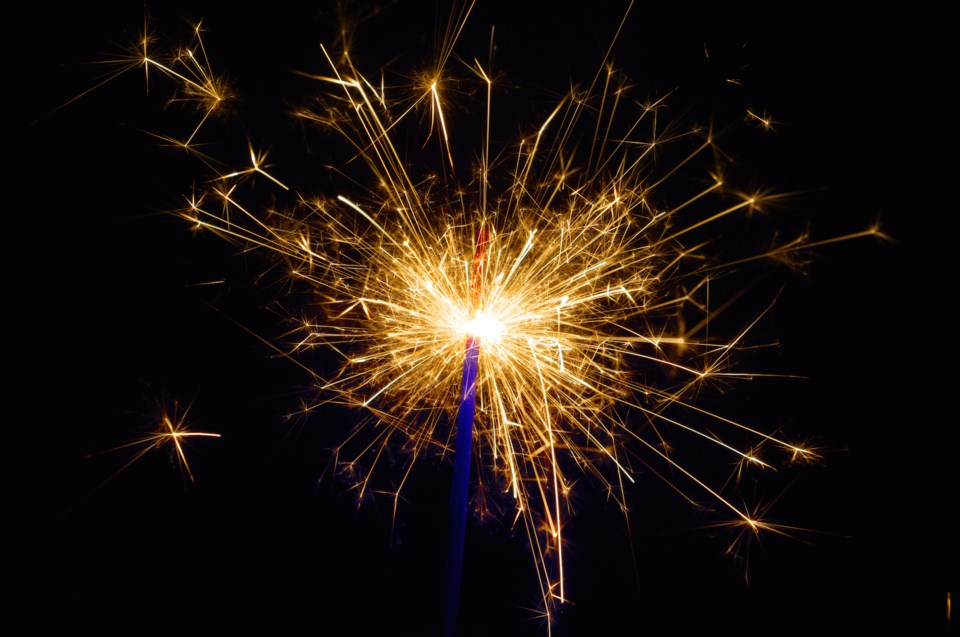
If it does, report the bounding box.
[443,228,488,637]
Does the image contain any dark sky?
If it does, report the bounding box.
[19,2,951,635]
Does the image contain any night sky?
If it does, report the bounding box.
[19,2,952,635]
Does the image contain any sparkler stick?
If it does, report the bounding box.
[445,227,489,637]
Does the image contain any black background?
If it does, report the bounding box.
[18,2,952,635]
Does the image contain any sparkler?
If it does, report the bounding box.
[89,3,884,632]
[445,227,488,635]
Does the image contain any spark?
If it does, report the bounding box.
[746,108,779,132]
[98,400,220,485]
[948,591,952,628]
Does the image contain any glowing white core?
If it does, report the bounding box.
[463,311,505,343]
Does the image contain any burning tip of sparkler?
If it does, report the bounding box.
[461,311,505,344]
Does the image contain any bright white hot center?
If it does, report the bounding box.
[463,311,505,344]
